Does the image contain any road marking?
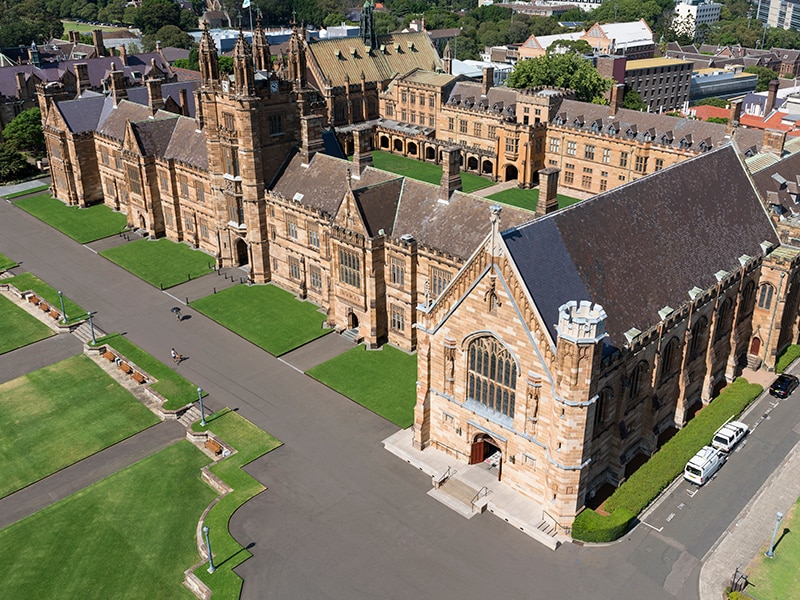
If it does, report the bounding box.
[666,513,675,522]
[642,521,663,532]
[677,502,685,510]
[686,489,697,498]
[83,245,98,254]
[277,357,303,374]
[162,291,184,304]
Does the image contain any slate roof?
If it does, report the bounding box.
[163,117,208,170]
[503,145,779,348]
[126,81,198,117]
[130,117,179,156]
[98,101,155,140]
[305,31,441,88]
[551,99,764,154]
[750,150,800,224]
[56,95,114,134]
[270,152,535,259]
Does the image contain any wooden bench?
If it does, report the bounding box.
[103,351,116,362]
[49,309,60,319]
[131,371,146,384]
[205,439,223,455]
[28,295,40,305]
[40,303,50,312]
[118,361,133,374]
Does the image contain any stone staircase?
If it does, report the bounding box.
[746,354,762,370]
[178,405,203,427]
[340,328,360,344]
[427,477,482,519]
[72,321,105,345]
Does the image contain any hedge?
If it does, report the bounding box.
[775,344,800,373]
[572,378,763,542]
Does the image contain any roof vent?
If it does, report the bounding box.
[715,269,730,282]
[293,192,304,202]
[658,306,674,320]
[738,254,752,266]
[688,286,704,300]
[760,240,775,254]
[400,233,415,243]
[335,49,342,59]
[624,327,642,344]
[772,173,788,188]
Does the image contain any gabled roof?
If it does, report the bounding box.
[502,145,778,348]
[55,95,113,134]
[97,100,155,140]
[130,117,179,156]
[163,117,208,170]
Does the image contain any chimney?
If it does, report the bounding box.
[92,29,106,57]
[440,145,462,202]
[300,114,324,165]
[119,44,128,66]
[352,125,373,174]
[74,63,90,96]
[765,79,779,115]
[727,99,742,134]
[179,87,189,116]
[762,128,787,156]
[109,62,127,105]
[536,167,560,217]
[146,78,164,115]
[482,67,494,96]
[69,30,80,44]
[609,83,624,117]
[15,72,27,98]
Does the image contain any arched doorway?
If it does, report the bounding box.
[235,238,248,266]
[407,142,417,156]
[138,214,146,230]
[749,337,761,355]
[425,146,436,160]
[393,139,403,152]
[348,311,359,330]
[380,135,389,149]
[504,164,519,182]
[482,159,493,175]
[467,156,478,171]
[470,433,503,480]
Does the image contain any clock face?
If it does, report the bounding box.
[270,80,279,93]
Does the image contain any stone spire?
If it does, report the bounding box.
[252,14,271,71]
[233,27,255,96]
[287,20,306,89]
[198,22,220,87]
[360,0,378,50]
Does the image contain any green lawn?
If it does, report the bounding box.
[0,295,54,354]
[0,441,215,599]
[96,333,203,411]
[776,345,800,373]
[190,284,331,356]
[747,498,800,600]
[370,150,494,193]
[0,354,159,499]
[15,194,128,243]
[486,187,581,211]
[0,251,17,271]
[100,238,215,289]
[4,272,87,323]
[62,19,128,33]
[2,184,50,199]
[307,345,417,427]
[191,409,282,598]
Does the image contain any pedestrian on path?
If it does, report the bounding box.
[171,348,182,364]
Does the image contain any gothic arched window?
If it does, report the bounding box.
[660,337,680,380]
[758,283,775,310]
[467,336,517,417]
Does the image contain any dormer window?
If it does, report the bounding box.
[591,119,602,132]
[626,126,637,138]
[680,136,692,149]
[573,115,584,127]
[699,139,711,152]
[607,124,617,135]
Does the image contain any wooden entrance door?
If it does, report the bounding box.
[750,337,761,355]
[469,440,484,465]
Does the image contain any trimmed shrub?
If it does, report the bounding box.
[776,344,800,373]
[571,507,635,543]
[573,378,762,542]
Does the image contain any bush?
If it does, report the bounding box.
[571,507,635,543]
[573,378,762,542]
[776,344,800,373]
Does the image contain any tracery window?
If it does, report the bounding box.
[467,336,517,417]
[758,283,775,310]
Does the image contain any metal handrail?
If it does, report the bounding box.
[434,466,455,489]
[470,486,490,510]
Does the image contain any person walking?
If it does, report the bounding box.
[171,348,180,364]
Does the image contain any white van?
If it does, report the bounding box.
[712,419,749,453]
[684,446,725,485]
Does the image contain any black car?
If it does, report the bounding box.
[769,373,800,398]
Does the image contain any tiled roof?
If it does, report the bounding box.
[130,117,179,156]
[750,151,800,226]
[97,100,155,140]
[163,117,208,170]
[305,31,440,88]
[503,145,778,348]
[56,95,113,134]
[400,68,458,87]
[126,81,198,117]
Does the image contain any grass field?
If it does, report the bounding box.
[486,187,581,211]
[370,151,494,193]
[190,284,331,356]
[191,409,282,598]
[0,354,159,498]
[4,272,87,323]
[307,345,417,427]
[96,333,203,411]
[61,20,128,33]
[15,194,128,243]
[2,184,50,199]
[0,295,54,354]
[0,251,17,271]
[746,498,800,599]
[0,441,215,599]
[100,238,215,289]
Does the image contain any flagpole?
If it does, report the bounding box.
[249,4,253,31]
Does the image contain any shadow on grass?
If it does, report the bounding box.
[216,542,256,569]
[773,527,791,553]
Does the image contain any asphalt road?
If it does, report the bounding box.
[2,194,797,600]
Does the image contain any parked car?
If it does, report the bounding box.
[769,373,799,398]
[685,446,726,485]
[712,419,749,453]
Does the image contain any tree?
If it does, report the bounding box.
[694,97,728,108]
[218,55,233,74]
[548,39,592,55]
[0,0,64,47]
[507,53,613,103]
[0,146,34,183]
[744,66,779,92]
[142,24,193,50]
[622,88,647,111]
[133,0,182,35]
[2,107,45,158]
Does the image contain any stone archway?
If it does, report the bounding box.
[749,337,761,355]
[425,146,436,161]
[467,156,479,171]
[482,159,494,175]
[235,237,248,266]
[407,141,418,156]
[380,135,390,149]
[470,432,503,480]
[393,139,403,152]
[348,311,359,330]
[504,164,519,182]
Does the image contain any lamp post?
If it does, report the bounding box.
[202,525,216,573]
[766,511,784,557]
[87,311,97,345]
[57,290,67,323]
[197,387,207,426]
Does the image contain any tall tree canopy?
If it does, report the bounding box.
[0,0,63,47]
[2,107,45,158]
[507,53,613,103]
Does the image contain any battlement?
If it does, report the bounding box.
[557,300,607,344]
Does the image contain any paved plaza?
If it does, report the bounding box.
[2,180,800,599]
